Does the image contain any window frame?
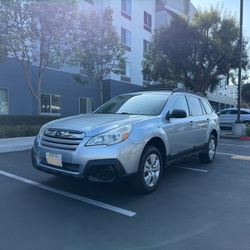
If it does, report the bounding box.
[121,0,132,20]
[121,27,131,51]
[121,61,131,82]
[144,11,152,32]
[40,93,61,115]
[79,97,95,114]
[0,87,9,115]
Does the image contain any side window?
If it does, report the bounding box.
[220,110,231,115]
[241,110,250,114]
[187,96,203,116]
[201,99,213,114]
[170,95,189,116]
[230,110,237,115]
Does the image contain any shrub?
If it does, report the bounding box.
[0,115,60,138]
[246,127,250,137]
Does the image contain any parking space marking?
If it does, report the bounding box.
[217,152,235,156]
[219,143,250,148]
[172,166,208,173]
[231,155,250,161]
[0,170,136,218]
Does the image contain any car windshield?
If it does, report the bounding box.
[94,93,170,116]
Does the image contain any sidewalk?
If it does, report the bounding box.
[0,137,35,153]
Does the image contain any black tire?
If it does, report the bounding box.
[133,145,163,194]
[199,135,217,164]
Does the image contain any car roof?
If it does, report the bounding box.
[221,108,250,112]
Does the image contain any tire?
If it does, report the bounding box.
[199,135,217,164]
[133,145,163,194]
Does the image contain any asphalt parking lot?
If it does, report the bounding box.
[0,138,250,250]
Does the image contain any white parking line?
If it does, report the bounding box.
[173,166,208,173]
[217,152,250,161]
[0,170,136,218]
[220,143,250,148]
[231,155,250,161]
[217,152,235,156]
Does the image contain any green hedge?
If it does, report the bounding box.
[0,115,61,138]
[246,127,250,137]
[0,115,60,126]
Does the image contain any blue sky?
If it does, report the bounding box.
[191,0,250,40]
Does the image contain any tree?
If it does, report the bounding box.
[143,8,249,95]
[74,7,125,105]
[0,1,7,62]
[0,0,76,113]
[242,83,250,104]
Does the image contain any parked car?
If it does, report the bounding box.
[32,90,220,193]
[218,108,250,128]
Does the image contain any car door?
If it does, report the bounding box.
[162,94,194,157]
[186,95,208,149]
[219,109,233,127]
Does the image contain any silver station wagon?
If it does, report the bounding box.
[32,90,220,193]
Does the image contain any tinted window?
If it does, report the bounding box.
[187,96,203,116]
[170,95,189,116]
[230,110,237,114]
[220,110,231,115]
[95,94,170,116]
[241,110,250,114]
[201,99,213,114]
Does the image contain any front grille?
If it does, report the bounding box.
[40,158,80,172]
[41,128,84,151]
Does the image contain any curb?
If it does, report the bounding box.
[240,136,250,141]
[0,145,33,154]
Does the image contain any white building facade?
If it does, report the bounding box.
[77,0,194,86]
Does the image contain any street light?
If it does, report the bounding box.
[236,0,243,123]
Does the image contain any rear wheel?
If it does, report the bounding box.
[133,146,163,194]
[199,135,217,163]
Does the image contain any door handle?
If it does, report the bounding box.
[189,121,194,126]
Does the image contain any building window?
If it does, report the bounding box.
[143,39,151,57]
[0,88,8,114]
[41,94,61,114]
[79,97,95,114]
[121,27,131,51]
[121,0,131,20]
[144,11,152,32]
[121,62,131,82]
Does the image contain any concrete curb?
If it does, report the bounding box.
[0,137,35,153]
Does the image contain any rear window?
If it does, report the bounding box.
[201,99,213,114]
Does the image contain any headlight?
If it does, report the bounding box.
[38,125,46,138]
[86,125,132,146]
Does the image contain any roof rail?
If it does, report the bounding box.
[172,88,204,97]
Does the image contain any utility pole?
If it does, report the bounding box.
[236,0,243,122]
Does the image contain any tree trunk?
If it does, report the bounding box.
[37,77,42,114]
[99,78,104,105]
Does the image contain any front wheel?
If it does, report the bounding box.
[199,135,217,164]
[133,146,163,194]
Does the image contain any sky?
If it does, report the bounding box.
[191,0,250,41]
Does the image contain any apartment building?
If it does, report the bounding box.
[1,0,194,116]
[0,0,234,116]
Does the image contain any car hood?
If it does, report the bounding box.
[44,114,150,136]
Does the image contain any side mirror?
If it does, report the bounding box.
[166,109,187,119]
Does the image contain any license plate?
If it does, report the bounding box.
[46,152,62,167]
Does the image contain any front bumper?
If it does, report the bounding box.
[31,136,141,182]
